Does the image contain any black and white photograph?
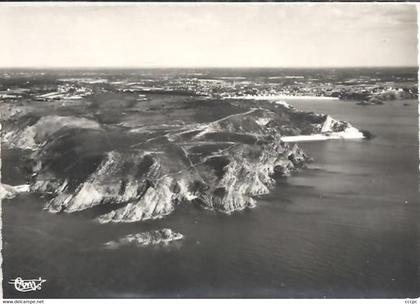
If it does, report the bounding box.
[0,2,419,300]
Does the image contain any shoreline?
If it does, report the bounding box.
[281,127,365,143]
[223,95,339,101]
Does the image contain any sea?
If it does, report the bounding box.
[2,69,419,298]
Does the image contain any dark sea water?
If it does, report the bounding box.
[2,98,419,298]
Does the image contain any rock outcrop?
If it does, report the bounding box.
[105,229,184,248]
[0,184,30,200]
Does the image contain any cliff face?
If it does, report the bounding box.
[3,115,101,150]
[30,130,307,222]
[2,98,360,223]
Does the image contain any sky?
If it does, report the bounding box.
[0,3,417,68]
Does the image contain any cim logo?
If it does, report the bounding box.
[8,277,46,292]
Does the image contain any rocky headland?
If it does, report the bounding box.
[1,96,365,226]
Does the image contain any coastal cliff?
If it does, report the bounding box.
[1,98,363,223]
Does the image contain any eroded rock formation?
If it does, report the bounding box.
[105,229,184,248]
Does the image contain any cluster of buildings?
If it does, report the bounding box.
[35,84,93,101]
[1,73,417,104]
[112,76,418,102]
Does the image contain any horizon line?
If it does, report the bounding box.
[0,65,418,70]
